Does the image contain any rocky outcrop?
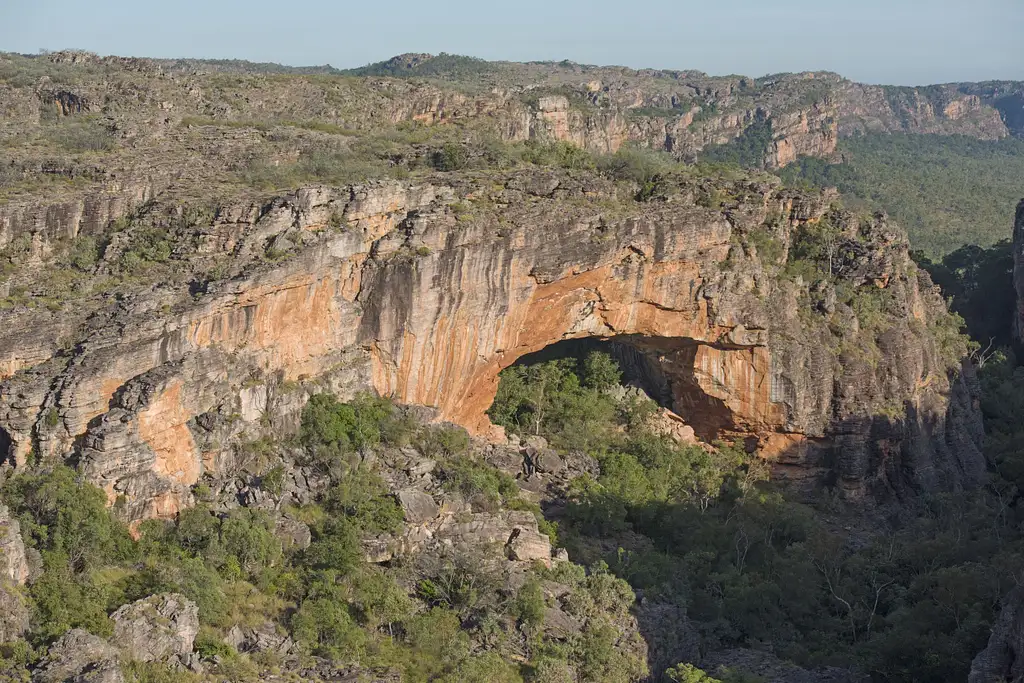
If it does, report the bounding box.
[0,585,29,643]
[0,172,983,520]
[111,593,199,664]
[33,629,124,683]
[0,503,29,586]
[970,585,1024,683]
[1013,200,1024,347]
[837,83,1009,139]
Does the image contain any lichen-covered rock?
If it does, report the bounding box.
[111,593,199,664]
[33,629,123,683]
[224,622,296,656]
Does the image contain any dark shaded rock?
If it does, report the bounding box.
[703,649,868,683]
[969,584,1024,682]
[543,607,582,639]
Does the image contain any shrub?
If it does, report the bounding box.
[437,455,519,509]
[323,468,403,534]
[219,508,282,578]
[514,577,546,628]
[416,424,470,459]
[291,580,367,660]
[44,120,116,153]
[300,392,392,458]
[432,142,469,171]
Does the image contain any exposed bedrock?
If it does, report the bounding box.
[0,172,984,521]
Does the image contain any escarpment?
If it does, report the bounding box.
[0,168,983,522]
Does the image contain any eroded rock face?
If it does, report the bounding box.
[0,503,29,586]
[111,593,199,664]
[0,586,29,643]
[0,173,984,521]
[33,629,124,683]
[970,585,1024,683]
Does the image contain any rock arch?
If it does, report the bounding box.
[357,211,788,441]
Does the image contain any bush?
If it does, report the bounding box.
[300,392,392,458]
[514,577,546,628]
[291,580,367,660]
[432,142,469,171]
[44,120,116,153]
[437,455,519,510]
[219,508,282,578]
[416,424,470,459]
[323,468,403,534]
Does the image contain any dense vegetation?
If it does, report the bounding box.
[0,393,648,683]
[489,349,1024,682]
[699,118,774,169]
[779,133,1024,256]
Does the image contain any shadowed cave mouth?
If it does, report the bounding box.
[487,336,735,442]
[0,426,12,467]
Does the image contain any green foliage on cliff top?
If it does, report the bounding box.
[779,133,1024,256]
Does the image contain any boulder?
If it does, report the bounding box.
[362,537,394,564]
[703,648,868,683]
[274,516,312,551]
[224,622,296,656]
[398,490,439,525]
[33,629,123,683]
[534,450,564,474]
[543,607,582,639]
[406,458,436,478]
[507,528,551,565]
[111,593,199,663]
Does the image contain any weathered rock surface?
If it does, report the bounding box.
[224,622,297,656]
[0,503,29,585]
[398,490,439,525]
[111,593,199,664]
[33,629,124,683]
[0,172,984,520]
[0,585,29,643]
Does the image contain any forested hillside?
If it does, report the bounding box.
[778,134,1024,256]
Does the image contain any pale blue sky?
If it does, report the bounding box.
[1,0,1021,85]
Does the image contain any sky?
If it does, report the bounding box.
[1,0,1021,86]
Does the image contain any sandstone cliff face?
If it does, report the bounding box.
[837,83,1009,139]
[1013,200,1024,347]
[0,170,984,521]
